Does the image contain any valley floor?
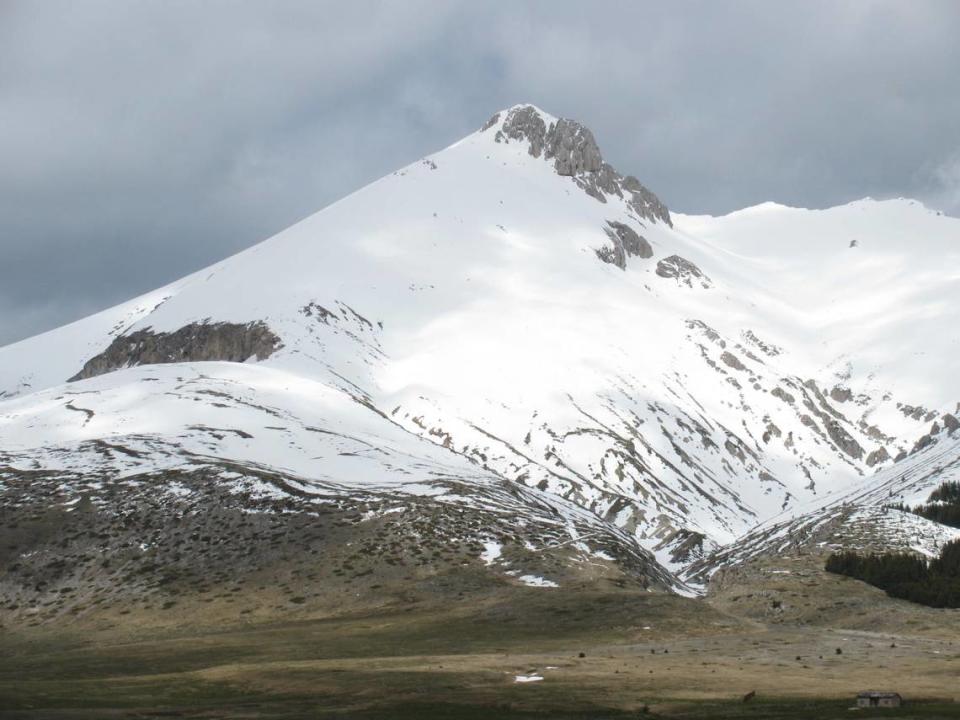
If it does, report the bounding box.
[4,557,960,720]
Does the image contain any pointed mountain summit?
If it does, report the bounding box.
[480,104,671,226]
[1,105,959,624]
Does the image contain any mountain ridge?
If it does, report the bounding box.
[1,104,959,613]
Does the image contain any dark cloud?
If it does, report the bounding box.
[2,0,959,344]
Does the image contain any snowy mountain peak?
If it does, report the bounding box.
[480,104,671,226]
[483,104,600,175]
[480,104,558,133]
[715,196,941,221]
[1,104,959,593]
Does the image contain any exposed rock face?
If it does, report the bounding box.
[913,430,937,453]
[865,446,891,467]
[595,244,625,269]
[596,220,653,269]
[944,413,960,434]
[479,111,501,132]
[771,387,796,404]
[609,221,653,259]
[762,422,782,444]
[496,105,547,156]
[720,351,746,371]
[576,163,619,203]
[796,385,865,460]
[545,118,603,176]
[571,167,672,225]
[686,319,725,350]
[656,255,712,288]
[898,403,931,421]
[742,329,782,357]
[486,105,672,226]
[69,321,281,382]
[621,175,672,226]
[494,107,603,175]
[910,419,956,453]
[825,420,864,460]
[830,386,852,403]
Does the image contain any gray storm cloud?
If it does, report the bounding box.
[2,0,959,345]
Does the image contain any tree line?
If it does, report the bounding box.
[825,539,960,608]
[888,480,960,529]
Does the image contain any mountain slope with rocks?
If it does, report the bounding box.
[1,105,959,623]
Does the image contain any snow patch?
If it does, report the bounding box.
[518,574,559,588]
[514,675,544,683]
[480,541,502,566]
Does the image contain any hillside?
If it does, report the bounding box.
[1,104,959,611]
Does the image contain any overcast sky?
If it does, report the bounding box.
[3,1,960,346]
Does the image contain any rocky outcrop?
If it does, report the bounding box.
[686,319,725,348]
[865,447,890,467]
[480,111,501,132]
[545,118,603,176]
[656,255,712,288]
[720,351,747,371]
[486,105,672,226]
[742,329,783,357]
[762,422,782,444]
[69,321,281,381]
[621,175,672,226]
[596,220,653,269]
[943,413,960,434]
[913,427,938,453]
[494,107,603,175]
[595,244,625,269]
[898,403,933,421]
[911,418,957,453]
[796,399,864,461]
[771,386,796,404]
[496,105,548,156]
[830,386,852,403]
[609,221,653,259]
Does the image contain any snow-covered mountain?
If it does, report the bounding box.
[2,104,959,588]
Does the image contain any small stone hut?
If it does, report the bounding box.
[856,691,902,708]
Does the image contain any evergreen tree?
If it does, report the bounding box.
[824,539,960,608]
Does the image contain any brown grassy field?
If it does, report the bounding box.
[3,552,960,719]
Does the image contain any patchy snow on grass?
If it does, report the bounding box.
[165,482,193,498]
[518,574,558,588]
[480,540,502,566]
[514,675,544,683]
